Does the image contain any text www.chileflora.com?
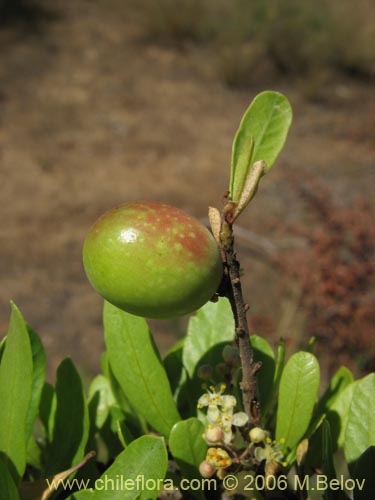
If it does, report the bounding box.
[46,475,216,493]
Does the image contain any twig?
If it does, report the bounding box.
[219,215,262,426]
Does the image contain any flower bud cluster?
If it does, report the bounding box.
[198,384,249,479]
[196,375,287,485]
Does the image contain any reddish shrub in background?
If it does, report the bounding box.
[274,174,374,374]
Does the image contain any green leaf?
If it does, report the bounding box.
[163,339,185,396]
[169,418,206,481]
[265,339,285,428]
[328,373,375,457]
[69,492,94,500]
[105,358,148,438]
[26,435,42,470]
[249,91,292,168]
[104,302,180,437]
[0,456,20,500]
[319,366,353,414]
[229,91,292,201]
[100,352,109,378]
[344,373,375,472]
[39,382,56,442]
[276,351,320,453]
[0,336,6,363]
[0,303,33,483]
[230,132,254,203]
[92,435,168,500]
[88,375,118,429]
[273,338,286,391]
[25,327,46,442]
[102,354,133,415]
[250,335,275,415]
[180,298,235,416]
[92,405,126,460]
[321,419,343,500]
[183,297,234,378]
[327,382,355,450]
[308,366,353,443]
[46,358,89,475]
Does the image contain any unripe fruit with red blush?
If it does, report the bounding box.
[83,201,223,319]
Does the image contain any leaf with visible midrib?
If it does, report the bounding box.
[276,351,320,452]
[249,91,292,168]
[92,435,168,500]
[230,91,292,202]
[104,302,180,437]
[0,303,33,483]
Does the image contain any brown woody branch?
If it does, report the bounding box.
[219,213,262,426]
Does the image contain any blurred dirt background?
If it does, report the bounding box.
[0,0,374,382]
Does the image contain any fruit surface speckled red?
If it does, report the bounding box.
[83,201,223,319]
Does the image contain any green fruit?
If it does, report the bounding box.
[83,201,223,319]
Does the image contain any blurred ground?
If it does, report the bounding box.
[0,0,373,381]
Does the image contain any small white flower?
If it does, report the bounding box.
[197,384,227,409]
[207,406,221,424]
[198,385,249,445]
[220,395,236,410]
[249,427,267,443]
[254,438,287,468]
[221,409,248,444]
[232,411,248,427]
